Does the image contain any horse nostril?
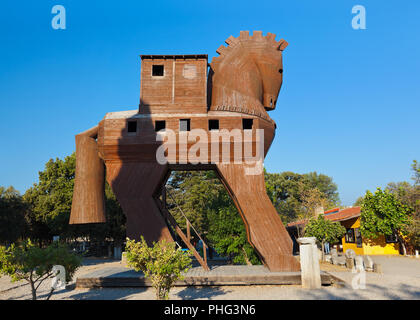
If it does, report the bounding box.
[278,69,283,74]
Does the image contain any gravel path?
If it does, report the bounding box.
[1,256,419,300]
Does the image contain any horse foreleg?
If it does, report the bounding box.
[70,125,106,224]
[216,162,300,271]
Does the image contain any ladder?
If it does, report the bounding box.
[155,187,210,271]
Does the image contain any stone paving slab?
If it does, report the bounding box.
[76,265,338,288]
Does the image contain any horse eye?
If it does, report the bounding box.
[278,69,283,74]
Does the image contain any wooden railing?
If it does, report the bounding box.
[156,187,209,271]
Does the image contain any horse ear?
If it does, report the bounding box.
[278,39,289,51]
[225,35,238,47]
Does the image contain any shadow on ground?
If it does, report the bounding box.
[81,258,119,267]
[66,287,149,300]
[175,286,231,300]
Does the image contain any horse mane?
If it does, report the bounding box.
[210,30,288,72]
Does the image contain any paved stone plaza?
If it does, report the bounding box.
[0,256,419,300]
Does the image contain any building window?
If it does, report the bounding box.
[355,228,363,248]
[155,120,166,132]
[179,119,190,132]
[127,120,137,133]
[345,228,355,243]
[183,65,197,79]
[152,65,164,76]
[209,119,219,131]
[385,233,398,243]
[242,118,253,130]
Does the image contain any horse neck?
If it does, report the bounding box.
[209,55,267,116]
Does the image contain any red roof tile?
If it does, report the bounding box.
[324,206,361,222]
[324,207,340,214]
[286,206,361,227]
[287,219,308,227]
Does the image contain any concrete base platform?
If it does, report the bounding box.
[76,265,339,288]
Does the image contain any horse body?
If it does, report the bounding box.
[70,31,300,271]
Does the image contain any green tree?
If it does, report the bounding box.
[166,171,224,235]
[23,153,126,245]
[384,162,420,250]
[207,206,260,265]
[353,196,364,207]
[298,182,329,221]
[265,171,340,223]
[23,154,76,240]
[304,171,340,205]
[167,170,260,265]
[411,160,420,185]
[406,217,420,250]
[265,171,307,223]
[0,186,27,245]
[304,215,346,261]
[125,237,192,300]
[360,188,413,254]
[0,239,81,300]
[408,161,420,249]
[386,181,420,215]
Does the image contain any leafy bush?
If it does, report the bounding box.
[360,188,413,254]
[125,237,192,300]
[304,215,346,260]
[0,239,81,300]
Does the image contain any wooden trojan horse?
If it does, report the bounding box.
[70,31,300,272]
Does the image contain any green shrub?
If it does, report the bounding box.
[125,237,192,300]
[304,215,346,260]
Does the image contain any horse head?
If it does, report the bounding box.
[209,31,288,115]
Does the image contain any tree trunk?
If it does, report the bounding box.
[398,235,407,256]
[46,288,55,300]
[241,247,252,266]
[28,271,37,300]
[30,281,36,300]
[321,241,325,262]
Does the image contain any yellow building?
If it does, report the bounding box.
[324,207,400,255]
[287,207,401,255]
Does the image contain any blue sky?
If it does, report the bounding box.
[0,0,419,205]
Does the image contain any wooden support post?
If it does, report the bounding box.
[162,187,166,208]
[203,243,207,266]
[186,220,191,243]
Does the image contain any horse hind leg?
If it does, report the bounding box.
[105,162,173,244]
